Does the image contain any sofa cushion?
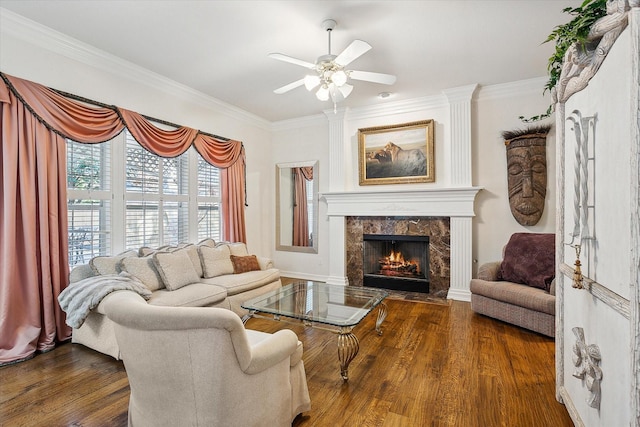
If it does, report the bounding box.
[231,255,261,274]
[200,268,280,295]
[175,245,204,278]
[90,250,138,275]
[147,283,227,307]
[120,256,165,291]
[470,278,555,315]
[498,233,555,291]
[199,245,234,278]
[153,250,200,291]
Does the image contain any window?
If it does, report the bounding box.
[124,133,189,249]
[66,130,222,267]
[197,156,221,241]
[67,139,111,266]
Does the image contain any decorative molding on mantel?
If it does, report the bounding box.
[321,187,482,217]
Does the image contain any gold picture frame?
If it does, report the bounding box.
[358,119,435,185]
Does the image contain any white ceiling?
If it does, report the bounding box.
[0,1,580,122]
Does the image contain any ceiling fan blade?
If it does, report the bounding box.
[274,79,306,94]
[268,53,316,69]
[348,70,397,85]
[334,40,372,66]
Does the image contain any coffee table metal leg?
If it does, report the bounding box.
[375,302,388,335]
[241,310,255,324]
[337,327,359,381]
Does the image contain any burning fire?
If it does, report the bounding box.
[379,250,420,277]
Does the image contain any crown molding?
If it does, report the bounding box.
[0,8,271,131]
[476,76,548,101]
[346,93,449,121]
[270,113,327,132]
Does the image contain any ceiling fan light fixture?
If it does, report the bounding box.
[331,70,348,87]
[338,83,353,99]
[304,75,320,91]
[269,18,396,109]
[316,85,330,101]
[328,82,353,103]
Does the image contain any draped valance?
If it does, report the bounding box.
[0,72,245,169]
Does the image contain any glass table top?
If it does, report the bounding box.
[241,281,388,327]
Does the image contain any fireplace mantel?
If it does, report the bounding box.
[320,85,480,300]
[321,187,481,217]
[321,187,482,301]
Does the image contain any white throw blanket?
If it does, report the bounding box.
[58,272,152,328]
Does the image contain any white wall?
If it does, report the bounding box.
[473,81,556,271]
[0,15,274,256]
[271,118,329,280]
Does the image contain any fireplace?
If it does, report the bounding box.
[363,234,430,293]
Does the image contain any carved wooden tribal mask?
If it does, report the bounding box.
[502,125,551,226]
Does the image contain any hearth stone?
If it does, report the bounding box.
[346,216,450,299]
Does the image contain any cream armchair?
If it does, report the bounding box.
[102,291,310,427]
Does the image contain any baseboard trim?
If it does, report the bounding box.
[447,288,472,302]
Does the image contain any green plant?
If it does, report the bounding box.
[520,0,607,122]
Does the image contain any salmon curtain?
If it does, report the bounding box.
[0,72,246,365]
[0,80,71,365]
[292,166,313,247]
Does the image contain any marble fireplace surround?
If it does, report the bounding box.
[322,187,481,301]
[347,216,450,298]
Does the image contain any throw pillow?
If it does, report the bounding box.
[90,250,138,275]
[498,233,555,291]
[199,245,234,278]
[172,245,203,278]
[198,238,216,248]
[230,255,261,274]
[152,250,200,291]
[119,256,164,292]
[226,242,249,257]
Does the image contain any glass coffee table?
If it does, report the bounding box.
[242,281,388,381]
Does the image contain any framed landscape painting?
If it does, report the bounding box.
[358,119,434,185]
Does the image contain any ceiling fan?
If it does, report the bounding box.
[269,19,396,105]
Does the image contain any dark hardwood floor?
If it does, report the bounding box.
[0,286,572,426]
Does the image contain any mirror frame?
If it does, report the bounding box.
[275,160,319,253]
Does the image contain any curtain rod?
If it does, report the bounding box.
[52,88,231,141]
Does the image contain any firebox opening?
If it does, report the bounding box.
[362,234,430,293]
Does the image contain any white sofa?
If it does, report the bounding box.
[67,240,282,359]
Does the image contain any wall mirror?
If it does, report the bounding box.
[276,161,319,253]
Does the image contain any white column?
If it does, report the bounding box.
[447,216,473,301]
[443,84,478,187]
[443,84,477,300]
[324,108,348,285]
